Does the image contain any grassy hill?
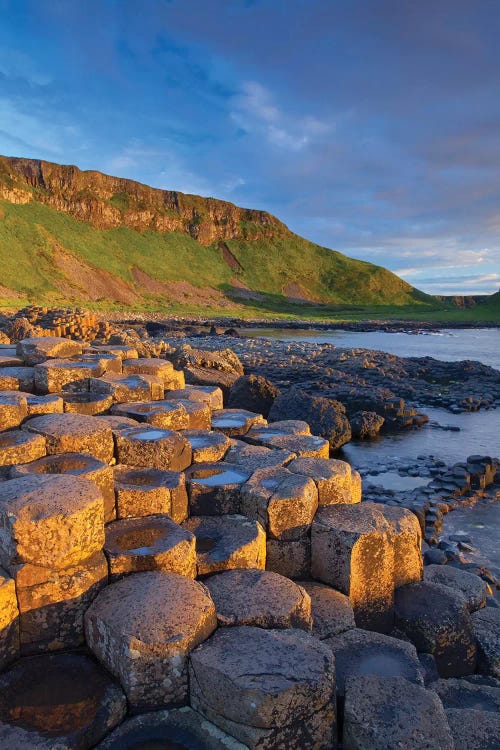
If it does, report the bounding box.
[0,156,496,321]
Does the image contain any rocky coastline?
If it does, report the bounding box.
[0,308,498,748]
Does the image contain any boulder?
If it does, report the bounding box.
[85,571,217,712]
[190,626,336,749]
[395,581,477,677]
[269,387,351,449]
[343,675,454,750]
[104,514,196,579]
[350,410,385,439]
[0,652,126,749]
[205,568,312,630]
[183,515,266,576]
[228,374,280,417]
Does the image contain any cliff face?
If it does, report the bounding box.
[0,156,286,246]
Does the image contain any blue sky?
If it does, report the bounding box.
[0,0,499,295]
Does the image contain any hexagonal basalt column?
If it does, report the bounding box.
[186,462,251,515]
[244,419,311,446]
[0,653,126,748]
[0,474,105,572]
[224,440,294,472]
[90,344,138,360]
[0,429,46,471]
[287,457,361,506]
[211,408,266,437]
[81,351,123,374]
[90,373,164,402]
[95,707,247,750]
[122,357,175,384]
[165,398,211,429]
[0,391,28,429]
[12,452,116,523]
[85,571,217,712]
[15,551,108,654]
[24,393,64,416]
[183,429,231,463]
[183,515,266,575]
[34,358,103,394]
[265,538,311,579]
[382,505,423,588]
[114,466,188,522]
[311,503,395,632]
[16,336,84,365]
[62,391,114,415]
[205,569,312,630]
[22,413,114,463]
[111,399,189,430]
[190,626,336,750]
[115,426,192,471]
[241,466,318,541]
[300,581,356,639]
[104,514,196,580]
[0,568,19,670]
[165,384,224,410]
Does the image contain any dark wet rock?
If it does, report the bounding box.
[299,581,355,639]
[424,564,487,612]
[269,386,351,449]
[430,677,500,713]
[445,707,500,750]
[228,374,280,417]
[350,410,385,439]
[472,607,500,677]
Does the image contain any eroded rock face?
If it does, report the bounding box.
[0,652,126,749]
[85,571,217,712]
[228,374,280,417]
[472,607,500,678]
[190,625,336,749]
[0,568,19,670]
[205,569,312,630]
[269,387,351,449]
[343,675,454,750]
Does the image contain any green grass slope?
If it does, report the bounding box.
[0,199,441,316]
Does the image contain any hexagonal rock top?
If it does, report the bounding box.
[16,336,84,366]
[114,426,192,471]
[190,625,336,749]
[211,408,266,437]
[12,452,115,523]
[183,515,266,576]
[0,392,28,429]
[113,466,188,523]
[287,457,361,506]
[95,707,247,750]
[104,514,196,579]
[0,429,46,468]
[205,568,312,630]
[343,675,454,750]
[90,373,164,403]
[183,429,231,463]
[0,652,126,749]
[22,413,114,463]
[424,564,487,612]
[266,433,331,459]
[85,571,217,712]
[472,607,500,678]
[186,462,251,516]
[244,420,312,445]
[300,581,356,639]
[0,474,105,572]
[240,466,318,541]
[165,384,224,410]
[111,400,189,430]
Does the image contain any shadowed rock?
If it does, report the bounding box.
[424,564,487,612]
[205,568,311,630]
[269,387,351,449]
[343,675,454,750]
[85,571,217,712]
[0,568,19,670]
[266,537,311,579]
[228,374,280,417]
[300,581,355,639]
[472,607,500,678]
[186,463,251,516]
[0,652,126,748]
[190,625,336,749]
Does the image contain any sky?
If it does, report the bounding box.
[0,0,499,296]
